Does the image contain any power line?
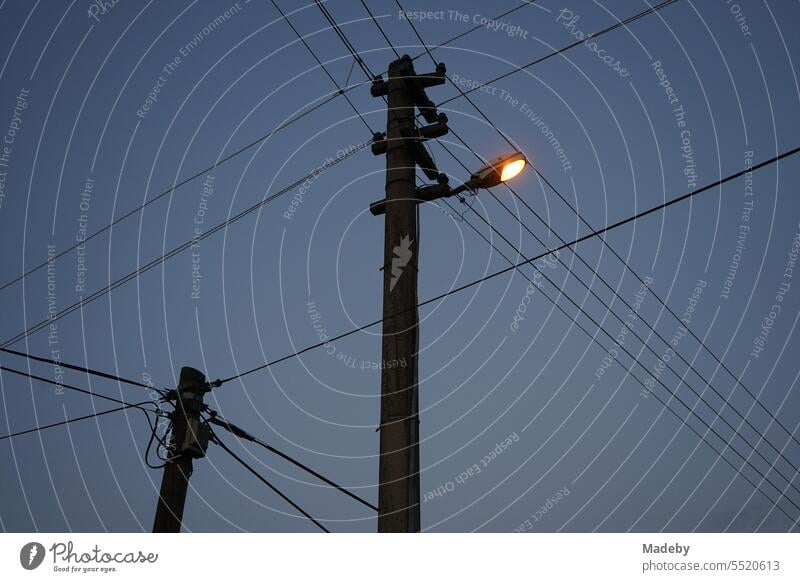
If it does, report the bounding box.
[208,413,378,512]
[433,0,681,111]
[0,346,165,395]
[393,0,437,66]
[0,140,371,349]
[427,145,800,303]
[315,0,379,82]
[271,0,376,134]
[219,147,800,384]
[209,427,330,532]
[361,0,399,59]
[0,401,155,441]
[408,2,539,63]
[0,364,164,411]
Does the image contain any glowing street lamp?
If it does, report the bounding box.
[455,151,527,194]
[369,151,528,215]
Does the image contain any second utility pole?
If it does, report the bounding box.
[152,366,210,532]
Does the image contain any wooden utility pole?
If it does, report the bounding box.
[152,366,210,532]
[371,55,448,532]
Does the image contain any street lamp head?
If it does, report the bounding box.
[467,151,527,190]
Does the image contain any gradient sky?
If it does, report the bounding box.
[1,0,800,533]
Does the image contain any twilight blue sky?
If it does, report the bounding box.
[1,0,800,532]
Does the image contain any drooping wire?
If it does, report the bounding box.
[208,426,330,532]
[143,409,173,470]
[207,413,377,512]
[220,6,800,520]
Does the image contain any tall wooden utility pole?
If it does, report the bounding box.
[152,366,210,532]
[371,55,448,532]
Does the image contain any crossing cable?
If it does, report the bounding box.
[315,0,381,84]
[315,1,368,69]
[0,346,166,395]
[217,147,800,384]
[359,0,399,59]
[314,0,412,153]
[0,365,161,440]
[431,0,681,112]
[0,140,371,349]
[391,7,800,506]
[270,0,376,135]
[398,5,800,457]
[0,401,156,441]
[407,2,539,64]
[208,426,330,532]
[207,413,378,512]
[0,364,165,412]
[438,197,800,526]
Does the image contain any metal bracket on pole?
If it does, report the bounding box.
[369,174,451,216]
